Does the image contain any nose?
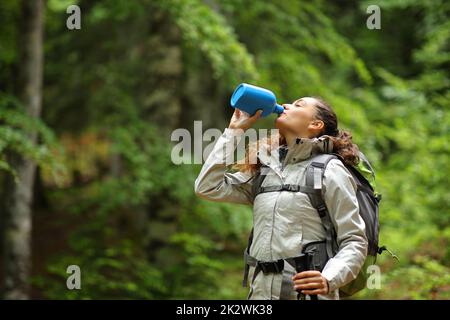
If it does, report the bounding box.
[282,104,290,111]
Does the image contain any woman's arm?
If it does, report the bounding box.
[194,127,255,205]
[320,159,369,293]
[194,108,262,205]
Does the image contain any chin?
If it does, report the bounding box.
[275,117,285,130]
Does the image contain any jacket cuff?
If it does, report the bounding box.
[321,258,343,292]
[323,274,338,293]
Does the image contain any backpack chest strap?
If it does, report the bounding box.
[257,184,316,195]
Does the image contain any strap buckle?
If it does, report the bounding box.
[282,184,300,192]
[377,246,399,261]
[316,204,327,217]
[375,193,382,203]
[257,260,284,274]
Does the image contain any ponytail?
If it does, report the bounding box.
[329,129,360,166]
[313,97,360,166]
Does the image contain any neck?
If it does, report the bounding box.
[282,131,312,147]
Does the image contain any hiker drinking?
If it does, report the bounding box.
[194,96,373,300]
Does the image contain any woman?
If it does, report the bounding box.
[194,97,368,300]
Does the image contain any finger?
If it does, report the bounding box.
[252,109,263,118]
[247,109,262,122]
[293,277,323,285]
[293,278,323,287]
[301,289,326,295]
[243,110,261,125]
[292,271,321,280]
[294,282,323,290]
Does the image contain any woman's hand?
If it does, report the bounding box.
[228,108,263,131]
[292,271,329,296]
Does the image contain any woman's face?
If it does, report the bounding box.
[275,97,324,138]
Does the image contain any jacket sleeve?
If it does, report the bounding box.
[320,159,368,293]
[194,128,255,205]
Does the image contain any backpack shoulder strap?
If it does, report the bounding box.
[251,164,270,199]
[243,165,267,287]
[305,153,339,190]
[304,153,340,258]
[242,226,254,287]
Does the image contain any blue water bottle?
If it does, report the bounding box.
[230,83,284,117]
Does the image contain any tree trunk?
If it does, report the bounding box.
[2,0,44,300]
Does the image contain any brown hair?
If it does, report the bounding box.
[232,97,360,174]
[313,97,360,166]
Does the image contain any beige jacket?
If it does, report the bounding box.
[194,128,368,300]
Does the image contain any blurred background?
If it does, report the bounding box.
[0,0,448,299]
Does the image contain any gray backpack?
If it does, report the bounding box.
[244,151,394,297]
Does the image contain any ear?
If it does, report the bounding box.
[308,119,325,131]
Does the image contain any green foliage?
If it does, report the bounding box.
[155,0,258,85]
[35,232,167,299]
[0,1,20,73]
[352,0,450,299]
[0,93,64,182]
[35,118,253,298]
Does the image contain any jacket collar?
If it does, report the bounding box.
[258,135,334,167]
